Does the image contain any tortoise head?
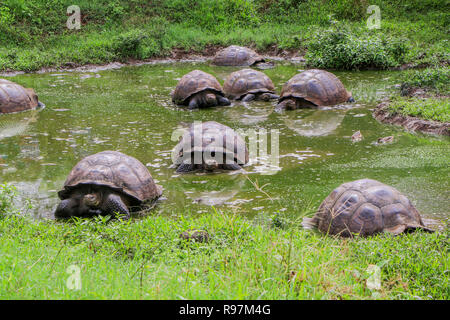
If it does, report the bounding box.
[203,92,218,107]
[25,88,39,107]
[259,93,273,101]
[203,157,219,171]
[276,98,297,111]
[83,193,102,208]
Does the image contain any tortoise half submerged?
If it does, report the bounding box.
[172,70,230,109]
[0,79,45,114]
[173,121,249,173]
[276,69,354,111]
[303,179,433,237]
[55,151,162,219]
[223,69,279,102]
[212,46,265,67]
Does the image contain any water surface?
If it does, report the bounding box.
[1,62,448,220]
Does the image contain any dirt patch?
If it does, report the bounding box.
[373,100,450,136]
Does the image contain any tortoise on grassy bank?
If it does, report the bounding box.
[172,70,230,109]
[55,151,162,219]
[302,179,433,237]
[0,79,45,114]
[276,69,354,111]
[212,46,266,67]
[173,121,248,173]
[223,69,279,102]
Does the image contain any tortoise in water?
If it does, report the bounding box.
[0,79,45,114]
[212,46,266,67]
[173,121,248,173]
[55,151,162,219]
[172,70,230,109]
[302,179,433,237]
[223,69,279,102]
[276,69,354,111]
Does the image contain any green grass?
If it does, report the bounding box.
[388,97,450,123]
[0,184,448,299]
[0,0,449,71]
[402,67,450,95]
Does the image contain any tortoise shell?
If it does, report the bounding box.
[58,151,162,203]
[172,70,224,105]
[223,69,276,100]
[279,69,352,106]
[212,46,264,67]
[304,179,432,237]
[173,121,249,166]
[0,79,40,114]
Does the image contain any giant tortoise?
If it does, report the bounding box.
[223,69,279,102]
[55,151,162,219]
[0,79,44,114]
[173,121,248,173]
[302,179,433,237]
[172,70,230,109]
[212,46,265,67]
[276,69,354,111]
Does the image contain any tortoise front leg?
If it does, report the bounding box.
[217,95,231,106]
[222,163,242,170]
[267,93,280,100]
[242,94,256,102]
[188,96,199,109]
[55,198,78,218]
[103,193,130,220]
[176,163,196,173]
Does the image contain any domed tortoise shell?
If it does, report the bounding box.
[58,151,162,203]
[303,179,432,237]
[223,68,275,100]
[172,70,225,105]
[279,69,352,106]
[212,46,264,67]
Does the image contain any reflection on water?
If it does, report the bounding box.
[0,64,448,220]
[0,109,41,140]
[223,100,275,125]
[177,171,246,207]
[281,107,349,137]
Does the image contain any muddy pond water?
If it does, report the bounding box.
[1,61,449,221]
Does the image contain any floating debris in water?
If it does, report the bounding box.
[376,136,394,144]
[351,130,363,142]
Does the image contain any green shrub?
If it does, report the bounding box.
[0,183,16,216]
[305,26,408,70]
[402,67,450,94]
[113,29,147,59]
[388,96,450,122]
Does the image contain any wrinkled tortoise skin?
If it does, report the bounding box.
[172,70,225,105]
[212,46,264,67]
[0,79,40,114]
[223,68,276,100]
[58,151,162,204]
[279,69,352,106]
[304,179,432,237]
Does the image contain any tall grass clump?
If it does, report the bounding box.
[401,67,450,95]
[0,183,17,216]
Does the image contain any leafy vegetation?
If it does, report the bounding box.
[0,0,448,71]
[388,97,450,122]
[0,183,17,216]
[305,24,408,70]
[0,184,448,299]
[402,67,450,95]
